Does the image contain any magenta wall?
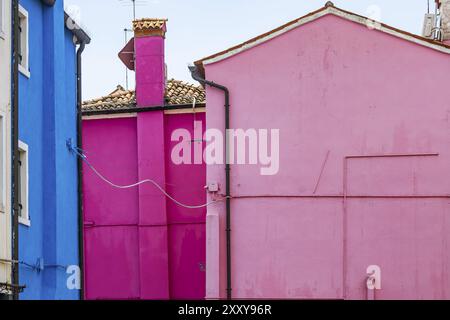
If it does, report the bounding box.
[165,115,207,298]
[203,14,450,299]
[83,117,140,299]
[82,112,206,300]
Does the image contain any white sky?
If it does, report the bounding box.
[64,0,433,100]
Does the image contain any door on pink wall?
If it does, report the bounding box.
[344,155,450,300]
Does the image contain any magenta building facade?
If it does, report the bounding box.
[81,20,207,300]
[194,3,450,300]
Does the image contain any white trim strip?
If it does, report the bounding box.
[82,113,137,120]
[164,107,206,115]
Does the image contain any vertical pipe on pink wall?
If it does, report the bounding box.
[189,65,232,299]
[206,209,220,299]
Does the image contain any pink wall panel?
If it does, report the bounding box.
[231,199,342,299]
[136,110,170,298]
[165,113,206,224]
[82,118,139,225]
[169,224,206,299]
[84,227,140,300]
[137,111,167,226]
[165,113,207,299]
[346,199,450,300]
[139,226,170,299]
[204,13,450,299]
[82,117,140,299]
[83,112,206,300]
[346,156,449,196]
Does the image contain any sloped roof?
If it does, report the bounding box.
[195,2,450,74]
[166,79,206,105]
[82,79,206,113]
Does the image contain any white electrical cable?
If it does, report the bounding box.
[74,147,219,209]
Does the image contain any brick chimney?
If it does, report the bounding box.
[133,19,168,107]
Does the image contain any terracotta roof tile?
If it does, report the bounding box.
[166,79,206,106]
[82,79,205,113]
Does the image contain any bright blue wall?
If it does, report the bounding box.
[18,0,79,300]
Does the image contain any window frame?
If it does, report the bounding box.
[18,140,29,227]
[18,4,30,78]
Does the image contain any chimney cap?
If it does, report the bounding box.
[133,18,168,37]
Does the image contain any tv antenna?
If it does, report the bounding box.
[119,0,149,20]
[119,0,148,89]
[123,28,133,90]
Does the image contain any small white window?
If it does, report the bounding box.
[0,0,5,39]
[18,5,30,78]
[18,141,29,226]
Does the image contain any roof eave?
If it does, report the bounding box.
[64,12,91,44]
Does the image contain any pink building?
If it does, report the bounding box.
[192,2,450,299]
[81,20,207,300]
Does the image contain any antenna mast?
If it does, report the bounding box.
[119,0,148,20]
[123,28,133,90]
[119,0,148,89]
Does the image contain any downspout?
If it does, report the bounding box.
[11,0,20,300]
[76,41,86,300]
[189,65,232,300]
[65,10,90,300]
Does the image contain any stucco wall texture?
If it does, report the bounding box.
[203,14,450,299]
[18,0,79,300]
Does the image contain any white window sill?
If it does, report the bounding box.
[19,216,31,227]
[19,65,30,78]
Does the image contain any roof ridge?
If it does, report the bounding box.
[194,2,450,72]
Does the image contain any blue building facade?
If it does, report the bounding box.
[17,0,87,300]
